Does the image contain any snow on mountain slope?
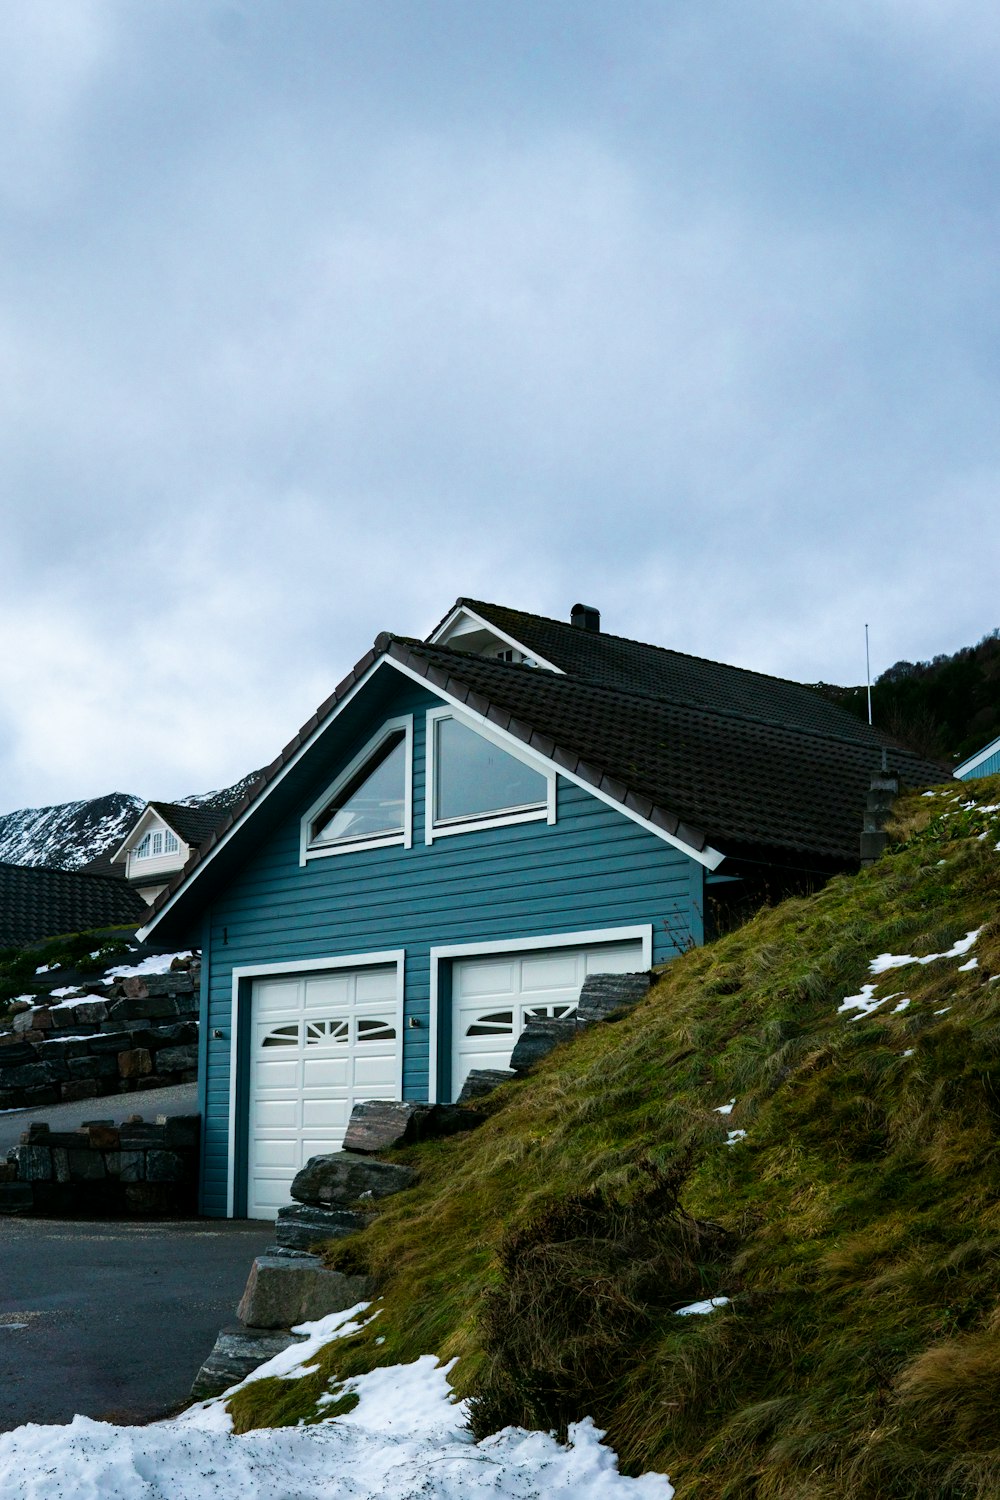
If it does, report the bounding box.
[0,792,144,871]
[0,772,261,873]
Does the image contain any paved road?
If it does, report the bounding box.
[0,1081,199,1155]
[0,1216,274,1431]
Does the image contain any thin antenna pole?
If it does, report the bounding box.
[865,624,872,726]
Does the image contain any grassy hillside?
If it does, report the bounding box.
[230,778,1000,1499]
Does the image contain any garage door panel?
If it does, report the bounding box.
[248,963,401,1220]
[254,978,301,1013]
[519,954,579,990]
[459,960,516,997]
[302,1057,352,1087]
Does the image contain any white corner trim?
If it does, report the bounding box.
[955,734,1000,778]
[423,704,555,845]
[225,948,406,1218]
[299,715,413,865]
[428,923,653,1105]
[388,657,725,871]
[429,604,564,675]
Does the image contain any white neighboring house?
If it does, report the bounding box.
[111,802,222,905]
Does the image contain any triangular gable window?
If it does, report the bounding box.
[302,718,412,860]
[426,708,554,841]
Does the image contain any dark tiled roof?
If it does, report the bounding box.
[148,802,231,850]
[143,619,951,937]
[391,641,947,862]
[454,599,889,745]
[0,863,146,950]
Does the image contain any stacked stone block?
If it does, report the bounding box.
[0,964,199,1110]
[0,1114,199,1217]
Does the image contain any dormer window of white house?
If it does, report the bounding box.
[133,827,180,860]
[301,718,413,861]
[426,710,554,840]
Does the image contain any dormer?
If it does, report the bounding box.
[428,602,562,672]
[111,804,194,904]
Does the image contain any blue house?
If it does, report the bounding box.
[139,599,948,1218]
[955,734,1000,781]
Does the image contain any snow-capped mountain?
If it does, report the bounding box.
[0,773,261,872]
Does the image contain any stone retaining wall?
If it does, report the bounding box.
[0,1113,200,1217]
[0,966,200,1110]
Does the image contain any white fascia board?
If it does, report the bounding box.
[429,605,565,675]
[955,735,1000,778]
[387,656,725,871]
[110,803,159,864]
[226,948,406,1217]
[138,657,389,941]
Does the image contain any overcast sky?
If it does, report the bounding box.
[2,0,999,812]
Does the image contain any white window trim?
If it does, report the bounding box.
[299,715,413,865]
[427,923,652,1103]
[227,948,406,1217]
[424,705,556,845]
[429,604,565,674]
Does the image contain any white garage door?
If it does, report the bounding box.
[247,964,401,1219]
[452,938,644,1099]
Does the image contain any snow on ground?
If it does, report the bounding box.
[726,1129,747,1145]
[869,928,982,974]
[0,1307,674,1500]
[675,1298,729,1316]
[837,929,985,1026]
[104,950,195,979]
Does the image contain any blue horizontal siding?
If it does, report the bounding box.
[199,679,702,1215]
[958,746,1000,780]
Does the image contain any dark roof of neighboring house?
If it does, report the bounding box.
[147,802,232,850]
[142,612,951,936]
[0,863,146,950]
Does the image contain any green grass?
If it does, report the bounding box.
[227,777,1000,1498]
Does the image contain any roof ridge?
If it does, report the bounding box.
[459,598,853,698]
[406,638,922,760]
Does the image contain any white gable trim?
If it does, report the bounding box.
[138,649,723,941]
[389,657,725,870]
[111,804,187,865]
[429,604,564,675]
[955,734,1000,778]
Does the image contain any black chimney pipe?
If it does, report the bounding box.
[571,603,601,632]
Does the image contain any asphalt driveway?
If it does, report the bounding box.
[0,1083,273,1432]
[0,1216,274,1431]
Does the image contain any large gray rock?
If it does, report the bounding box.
[236,1254,371,1329]
[456,1068,515,1104]
[274,1202,373,1251]
[576,971,652,1026]
[343,1100,484,1154]
[189,1325,305,1400]
[290,1152,416,1207]
[508,1017,577,1074]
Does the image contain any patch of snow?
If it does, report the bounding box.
[675,1297,730,1316]
[958,957,979,971]
[903,1048,915,1057]
[869,929,982,974]
[934,1007,951,1015]
[105,950,194,979]
[33,964,57,975]
[0,1321,673,1499]
[726,1130,747,1146]
[713,1099,735,1116]
[838,982,885,1019]
[891,997,910,1013]
[11,995,33,1006]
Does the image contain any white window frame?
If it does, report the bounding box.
[228,948,406,1217]
[134,833,153,860]
[427,923,653,1103]
[299,715,413,865]
[424,705,556,845]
